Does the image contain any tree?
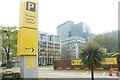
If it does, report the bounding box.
[0,29,2,60]
[1,26,18,68]
[92,33,118,53]
[79,41,106,80]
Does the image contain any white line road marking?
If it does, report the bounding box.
[82,71,89,75]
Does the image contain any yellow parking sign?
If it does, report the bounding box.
[19,0,38,29]
[18,0,38,56]
[17,28,38,55]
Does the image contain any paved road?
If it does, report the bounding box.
[1,67,120,79]
[37,78,119,80]
[38,69,119,78]
[38,67,119,78]
[38,69,120,80]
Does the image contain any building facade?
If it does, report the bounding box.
[57,21,91,42]
[57,21,74,40]
[71,22,91,42]
[38,31,61,65]
[57,21,91,59]
[61,36,86,59]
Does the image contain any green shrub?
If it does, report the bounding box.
[2,72,20,80]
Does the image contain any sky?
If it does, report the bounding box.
[0,0,119,35]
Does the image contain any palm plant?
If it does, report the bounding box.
[79,41,106,80]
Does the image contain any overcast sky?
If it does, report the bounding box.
[0,0,119,35]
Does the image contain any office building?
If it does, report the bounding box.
[61,36,86,59]
[57,21,91,42]
[71,22,91,42]
[57,21,91,59]
[38,31,61,65]
[57,21,74,40]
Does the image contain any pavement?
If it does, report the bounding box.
[38,66,119,78]
[38,69,119,78]
[0,67,120,79]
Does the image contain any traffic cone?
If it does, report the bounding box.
[115,69,119,76]
[109,68,112,76]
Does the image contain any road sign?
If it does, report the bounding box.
[71,60,81,65]
[17,28,38,55]
[102,58,117,65]
[19,0,38,29]
[18,0,38,78]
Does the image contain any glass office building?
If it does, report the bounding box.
[57,21,91,42]
[71,22,91,42]
[57,21,91,59]
[57,21,74,40]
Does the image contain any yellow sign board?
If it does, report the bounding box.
[19,0,38,29]
[70,58,117,66]
[71,60,81,65]
[17,28,38,55]
[102,58,117,65]
[26,56,36,68]
[18,0,38,56]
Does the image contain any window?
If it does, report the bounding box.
[50,36,52,41]
[41,35,43,40]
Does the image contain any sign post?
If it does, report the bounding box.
[17,0,38,78]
